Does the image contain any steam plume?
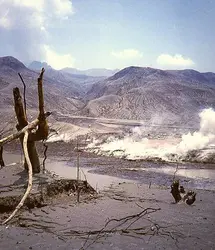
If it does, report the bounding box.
[88,108,215,162]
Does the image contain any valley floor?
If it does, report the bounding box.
[0,142,215,249]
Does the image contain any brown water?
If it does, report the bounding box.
[4,152,215,191]
[122,167,215,179]
[46,159,134,191]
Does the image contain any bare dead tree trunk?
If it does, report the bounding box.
[171,180,181,203]
[36,68,49,140]
[13,87,40,173]
[1,69,49,174]
[0,146,5,167]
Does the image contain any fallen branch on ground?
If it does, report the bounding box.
[13,205,185,248]
[54,206,184,250]
[79,207,161,249]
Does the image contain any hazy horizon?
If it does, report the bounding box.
[3,55,215,74]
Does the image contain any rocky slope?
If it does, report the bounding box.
[28,61,105,98]
[0,56,85,118]
[2,57,215,128]
[85,67,215,126]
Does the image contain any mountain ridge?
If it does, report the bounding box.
[0,56,86,117]
[0,56,27,71]
[28,60,119,77]
[1,56,215,127]
[84,66,215,126]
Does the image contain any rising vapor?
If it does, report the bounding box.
[88,108,215,162]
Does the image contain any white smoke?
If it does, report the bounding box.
[178,108,215,152]
[87,108,215,162]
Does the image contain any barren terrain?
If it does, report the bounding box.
[1,56,215,249]
[0,143,215,250]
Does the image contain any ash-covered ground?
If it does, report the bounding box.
[1,141,215,250]
[45,108,215,165]
[1,109,215,249]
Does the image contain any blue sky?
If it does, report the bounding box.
[0,0,214,71]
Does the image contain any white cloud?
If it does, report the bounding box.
[44,45,75,70]
[0,9,11,29]
[0,0,73,29]
[0,0,74,67]
[156,54,194,68]
[111,49,143,59]
[13,0,44,11]
[49,0,74,17]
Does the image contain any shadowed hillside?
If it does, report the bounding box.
[0,56,88,127]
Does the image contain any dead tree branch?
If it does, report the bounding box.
[42,139,48,173]
[76,138,80,202]
[2,130,33,225]
[61,206,183,250]
[13,87,28,129]
[1,68,50,173]
[0,119,17,168]
[80,207,161,249]
[0,146,5,167]
[173,163,179,182]
[0,112,51,147]
[18,73,27,115]
[13,88,32,170]
[34,68,49,141]
[38,68,45,119]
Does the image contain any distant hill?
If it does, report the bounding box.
[0,56,86,118]
[2,57,215,128]
[29,60,118,77]
[61,67,119,77]
[0,56,27,71]
[84,66,215,126]
[28,61,52,70]
[29,61,105,98]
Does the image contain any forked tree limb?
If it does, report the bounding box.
[2,130,32,225]
[34,68,49,140]
[0,112,51,147]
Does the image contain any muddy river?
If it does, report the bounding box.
[46,157,215,192]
